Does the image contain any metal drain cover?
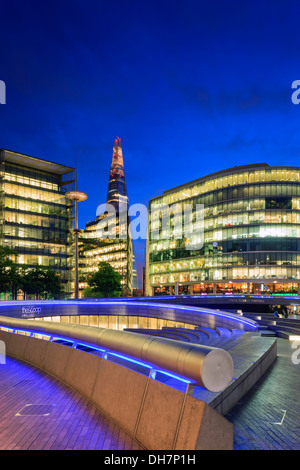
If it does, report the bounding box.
[16,404,55,416]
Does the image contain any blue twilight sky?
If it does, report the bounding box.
[1,0,300,286]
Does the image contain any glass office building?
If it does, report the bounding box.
[78,215,133,295]
[0,149,75,297]
[146,163,300,296]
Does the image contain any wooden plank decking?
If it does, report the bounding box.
[0,356,144,450]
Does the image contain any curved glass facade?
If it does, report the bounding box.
[146,163,300,295]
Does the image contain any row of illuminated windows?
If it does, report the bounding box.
[155,169,300,205]
[150,197,300,235]
[80,251,127,266]
[149,238,300,262]
[4,196,69,216]
[206,224,300,242]
[5,211,67,230]
[82,244,128,253]
[80,240,127,257]
[150,252,300,274]
[3,239,67,255]
[4,225,67,242]
[83,230,128,240]
[150,210,300,234]
[84,222,129,238]
[150,266,300,285]
[149,224,300,252]
[16,253,67,268]
[4,173,59,191]
[4,182,67,204]
[80,260,127,271]
[206,210,300,229]
[152,183,300,209]
[203,198,300,218]
[151,195,296,232]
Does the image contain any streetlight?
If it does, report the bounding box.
[66,161,87,299]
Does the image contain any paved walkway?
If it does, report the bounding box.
[225,338,300,450]
[0,357,143,450]
[1,338,299,450]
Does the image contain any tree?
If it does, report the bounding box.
[22,265,63,299]
[7,264,23,300]
[86,262,122,298]
[0,246,20,298]
[82,286,103,299]
[0,246,63,300]
[42,267,62,299]
[22,265,45,299]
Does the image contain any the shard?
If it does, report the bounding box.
[106,137,128,214]
[79,137,133,296]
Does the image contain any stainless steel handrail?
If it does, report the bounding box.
[0,316,234,392]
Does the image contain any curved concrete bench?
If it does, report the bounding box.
[161,327,204,343]
[0,319,234,450]
[125,326,244,350]
[125,328,193,343]
[195,327,221,346]
[215,327,232,339]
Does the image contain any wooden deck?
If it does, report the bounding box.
[0,356,144,450]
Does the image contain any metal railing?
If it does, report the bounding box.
[0,316,234,393]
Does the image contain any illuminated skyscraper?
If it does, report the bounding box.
[79,138,133,296]
[106,137,128,213]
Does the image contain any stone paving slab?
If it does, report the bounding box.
[192,333,277,413]
[225,338,300,450]
[0,356,143,450]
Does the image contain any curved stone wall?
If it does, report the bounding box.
[0,322,234,450]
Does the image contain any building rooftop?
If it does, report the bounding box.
[0,149,74,175]
[159,162,300,197]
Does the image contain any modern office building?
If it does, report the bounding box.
[0,149,75,297]
[146,163,300,296]
[79,138,133,295]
